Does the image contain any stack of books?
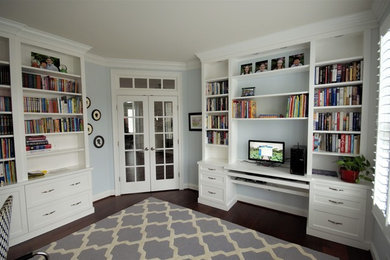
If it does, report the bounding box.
[26,135,51,151]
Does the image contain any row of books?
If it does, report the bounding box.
[0,66,10,85]
[26,135,52,151]
[314,86,361,107]
[0,115,13,135]
[206,80,228,96]
[232,100,256,118]
[315,60,362,85]
[24,96,83,114]
[313,112,361,131]
[25,117,84,134]
[206,96,228,112]
[0,96,11,112]
[313,133,360,154]
[286,94,308,118]
[206,115,228,129]
[22,73,81,94]
[206,130,228,145]
[0,138,14,159]
[258,114,284,118]
[0,160,16,186]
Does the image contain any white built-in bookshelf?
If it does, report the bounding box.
[0,23,93,246]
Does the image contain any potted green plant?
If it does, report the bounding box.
[336,155,373,183]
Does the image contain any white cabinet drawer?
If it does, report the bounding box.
[312,182,366,199]
[25,173,90,208]
[200,172,225,186]
[199,164,224,174]
[312,193,364,214]
[28,190,91,231]
[309,208,363,240]
[200,184,224,202]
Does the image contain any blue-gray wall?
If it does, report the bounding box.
[84,62,202,197]
[85,62,115,196]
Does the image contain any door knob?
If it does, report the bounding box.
[144,147,149,151]
[150,147,155,151]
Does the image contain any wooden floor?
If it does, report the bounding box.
[9,189,372,260]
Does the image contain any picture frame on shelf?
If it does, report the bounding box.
[255,60,268,73]
[240,63,253,75]
[289,53,304,67]
[241,87,255,97]
[31,52,60,72]
[271,57,285,70]
[189,113,202,131]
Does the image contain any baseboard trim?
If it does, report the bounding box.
[236,194,308,217]
[370,241,379,260]
[183,183,198,191]
[93,190,115,202]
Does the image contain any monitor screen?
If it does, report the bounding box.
[248,140,285,164]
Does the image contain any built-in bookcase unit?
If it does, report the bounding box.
[308,32,367,174]
[229,44,310,164]
[0,36,16,186]
[202,60,229,162]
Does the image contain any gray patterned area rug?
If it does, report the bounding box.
[39,197,338,260]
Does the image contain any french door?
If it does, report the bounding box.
[118,95,179,193]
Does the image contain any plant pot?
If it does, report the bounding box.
[340,168,359,183]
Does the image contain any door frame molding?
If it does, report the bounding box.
[111,69,183,195]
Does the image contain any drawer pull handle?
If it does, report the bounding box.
[71,201,82,206]
[208,177,216,180]
[71,182,81,186]
[208,191,216,195]
[328,220,343,225]
[208,168,216,171]
[42,189,55,194]
[328,199,344,205]
[329,187,344,192]
[43,211,56,216]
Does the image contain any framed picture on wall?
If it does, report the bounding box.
[189,113,202,131]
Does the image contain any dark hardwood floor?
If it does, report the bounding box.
[8,189,372,260]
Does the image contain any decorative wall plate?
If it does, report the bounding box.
[86,97,91,109]
[87,123,93,135]
[93,135,104,148]
[92,109,101,121]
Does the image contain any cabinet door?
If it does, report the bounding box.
[0,186,28,243]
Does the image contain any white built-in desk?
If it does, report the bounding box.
[198,159,372,250]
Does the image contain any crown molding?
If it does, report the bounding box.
[185,58,201,70]
[196,10,378,63]
[372,0,390,23]
[86,52,193,71]
[0,17,91,56]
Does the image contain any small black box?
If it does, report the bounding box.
[290,145,306,175]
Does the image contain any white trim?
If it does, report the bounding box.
[370,241,380,260]
[93,190,115,202]
[372,204,390,245]
[184,183,199,191]
[196,11,377,62]
[372,0,390,24]
[236,194,308,217]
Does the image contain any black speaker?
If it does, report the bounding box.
[290,145,306,175]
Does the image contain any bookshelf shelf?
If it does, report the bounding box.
[205,143,228,148]
[205,76,228,83]
[0,60,9,65]
[0,157,15,162]
[312,151,360,157]
[232,117,308,121]
[0,135,13,138]
[233,91,309,100]
[24,112,83,117]
[0,84,10,89]
[205,110,229,114]
[0,111,12,114]
[23,88,82,96]
[22,65,81,80]
[205,128,229,131]
[315,56,363,67]
[313,105,362,110]
[313,130,361,134]
[25,131,84,137]
[26,148,85,158]
[314,81,363,89]
[206,94,229,98]
[232,65,310,80]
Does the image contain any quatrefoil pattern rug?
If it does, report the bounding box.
[39,197,337,260]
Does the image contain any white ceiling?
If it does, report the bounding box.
[0,0,375,63]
